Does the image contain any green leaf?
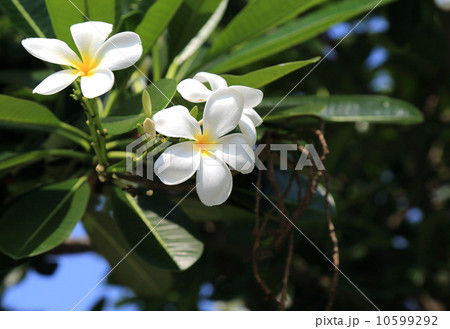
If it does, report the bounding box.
[103,113,145,137]
[0,0,53,37]
[260,95,424,125]
[45,0,85,50]
[85,0,115,25]
[135,0,184,56]
[206,0,396,73]
[222,58,319,89]
[0,177,90,259]
[111,187,204,271]
[84,207,173,297]
[189,106,198,119]
[208,0,323,58]
[168,0,224,59]
[45,0,115,50]
[0,94,62,128]
[111,78,177,117]
[0,95,90,149]
[0,149,90,173]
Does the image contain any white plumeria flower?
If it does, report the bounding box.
[153,88,255,206]
[435,0,450,10]
[177,72,263,147]
[21,21,143,98]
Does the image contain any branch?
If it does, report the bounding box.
[45,238,92,255]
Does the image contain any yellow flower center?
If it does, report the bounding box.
[194,132,216,156]
[74,57,98,77]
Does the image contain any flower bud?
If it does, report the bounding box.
[96,164,105,173]
[143,117,156,140]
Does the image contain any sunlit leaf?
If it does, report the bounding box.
[84,204,173,297]
[260,95,424,124]
[222,58,319,89]
[0,0,53,37]
[111,187,204,271]
[206,0,396,73]
[0,177,90,259]
[208,0,323,58]
[135,0,183,56]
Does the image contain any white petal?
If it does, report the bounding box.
[177,79,212,103]
[243,108,263,127]
[153,106,201,139]
[80,68,114,98]
[214,133,255,174]
[203,88,244,140]
[194,72,227,91]
[33,69,79,95]
[196,156,232,206]
[238,116,257,147]
[21,38,80,66]
[229,86,263,109]
[154,142,200,185]
[95,32,143,71]
[70,21,112,60]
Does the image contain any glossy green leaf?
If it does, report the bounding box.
[84,208,173,297]
[85,0,115,25]
[0,94,61,128]
[135,0,184,56]
[260,95,424,124]
[103,114,145,137]
[0,0,53,37]
[0,95,90,149]
[207,0,396,73]
[0,149,90,173]
[111,187,204,271]
[208,0,323,58]
[189,106,198,119]
[45,0,85,50]
[222,58,319,89]
[111,78,177,117]
[45,0,115,51]
[0,177,90,259]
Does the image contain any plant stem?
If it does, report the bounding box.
[106,138,135,150]
[107,151,129,159]
[82,97,108,165]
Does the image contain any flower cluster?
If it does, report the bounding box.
[153,73,263,206]
[21,21,264,207]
